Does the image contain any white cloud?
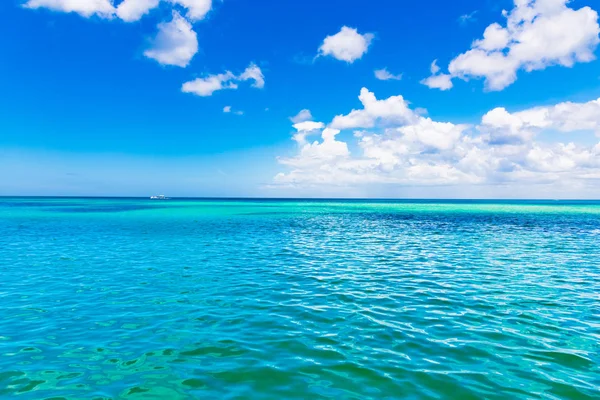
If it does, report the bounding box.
[275,88,600,192]
[293,121,324,132]
[421,73,453,91]
[24,0,116,17]
[182,71,236,96]
[144,11,198,67]
[318,26,374,63]
[426,0,600,91]
[397,118,467,151]
[239,63,265,88]
[116,0,158,21]
[481,97,600,144]
[223,105,243,115]
[290,109,313,124]
[25,0,213,22]
[182,63,265,97]
[374,68,402,81]
[458,10,477,25]
[291,120,325,145]
[421,59,454,90]
[330,88,416,130]
[169,0,212,21]
[279,127,350,169]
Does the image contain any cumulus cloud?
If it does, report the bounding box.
[182,71,236,96]
[291,120,326,146]
[169,0,212,21]
[181,63,265,97]
[374,68,402,81]
[116,0,159,22]
[330,88,417,130]
[275,88,600,190]
[318,26,374,63]
[421,73,453,90]
[420,60,453,90]
[288,110,325,145]
[24,0,116,17]
[481,97,600,144]
[24,0,213,21]
[290,109,313,124]
[23,0,215,75]
[144,11,198,67]
[424,0,600,91]
[279,127,349,170]
[239,63,265,88]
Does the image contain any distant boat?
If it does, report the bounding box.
[150,195,169,200]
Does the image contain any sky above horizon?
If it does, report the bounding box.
[1,0,600,198]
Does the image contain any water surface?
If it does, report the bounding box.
[1,198,599,399]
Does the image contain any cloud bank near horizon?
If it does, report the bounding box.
[276,88,600,194]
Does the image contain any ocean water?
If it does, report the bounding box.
[1,197,599,400]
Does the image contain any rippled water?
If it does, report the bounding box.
[1,198,599,399]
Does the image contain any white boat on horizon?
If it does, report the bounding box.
[150,195,169,200]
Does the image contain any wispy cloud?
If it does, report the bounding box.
[182,63,265,97]
[223,105,244,115]
[374,68,402,81]
[458,10,477,25]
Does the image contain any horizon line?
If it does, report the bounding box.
[1,196,600,202]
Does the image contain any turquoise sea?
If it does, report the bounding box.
[1,197,599,399]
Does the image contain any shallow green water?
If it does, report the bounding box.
[1,198,599,399]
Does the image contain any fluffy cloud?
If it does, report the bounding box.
[181,63,265,96]
[318,26,374,63]
[24,0,116,17]
[421,73,453,90]
[26,2,207,67]
[24,0,213,21]
[116,0,158,22]
[239,63,265,89]
[330,88,416,129]
[24,0,215,79]
[374,68,402,81]
[291,120,325,146]
[420,60,453,90]
[481,97,600,144]
[182,71,236,96]
[290,109,313,124]
[424,0,600,91]
[144,11,198,67]
[170,0,212,21]
[278,127,349,170]
[293,121,324,133]
[275,88,600,190]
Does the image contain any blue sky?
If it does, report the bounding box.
[1,0,600,197]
